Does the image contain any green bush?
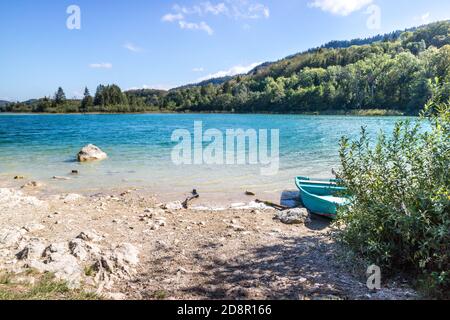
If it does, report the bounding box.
[336,83,450,298]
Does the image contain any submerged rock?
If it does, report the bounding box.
[20,181,44,189]
[274,208,311,225]
[53,176,71,181]
[77,144,108,162]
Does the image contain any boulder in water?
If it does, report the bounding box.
[77,144,108,162]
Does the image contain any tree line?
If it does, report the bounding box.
[2,21,449,115]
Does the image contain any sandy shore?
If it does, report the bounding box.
[0,180,418,300]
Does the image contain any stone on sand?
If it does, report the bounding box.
[274,208,311,225]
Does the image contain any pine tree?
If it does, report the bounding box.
[80,87,93,113]
[54,87,66,105]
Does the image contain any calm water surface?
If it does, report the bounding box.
[0,114,408,202]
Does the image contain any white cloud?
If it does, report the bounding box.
[162,1,270,35]
[162,13,184,22]
[203,2,228,15]
[179,20,214,35]
[198,62,262,81]
[89,63,113,69]
[123,42,143,53]
[193,67,205,72]
[237,2,270,19]
[309,0,373,16]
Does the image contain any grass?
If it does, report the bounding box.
[0,272,100,300]
[152,290,168,300]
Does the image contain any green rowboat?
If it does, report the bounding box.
[295,176,349,218]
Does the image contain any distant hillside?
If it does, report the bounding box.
[0,100,10,107]
[3,20,450,115]
[175,76,234,90]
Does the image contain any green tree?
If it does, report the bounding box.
[80,87,93,113]
[54,87,66,105]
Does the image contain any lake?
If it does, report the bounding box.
[0,114,407,203]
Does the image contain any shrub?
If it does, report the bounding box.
[336,82,450,298]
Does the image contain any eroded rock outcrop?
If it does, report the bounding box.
[9,231,140,290]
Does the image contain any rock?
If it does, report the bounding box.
[53,176,71,181]
[20,181,44,189]
[0,188,45,209]
[245,191,256,196]
[147,223,160,231]
[161,201,183,211]
[113,243,140,266]
[0,227,27,247]
[228,224,246,232]
[76,231,103,243]
[69,238,101,261]
[31,252,82,289]
[154,218,166,227]
[22,223,45,233]
[71,170,79,175]
[43,242,68,256]
[274,208,310,225]
[77,144,108,162]
[16,240,46,260]
[61,193,84,202]
[69,239,89,261]
[14,175,25,180]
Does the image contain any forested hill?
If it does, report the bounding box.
[2,20,450,115]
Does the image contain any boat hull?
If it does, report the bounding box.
[295,176,348,218]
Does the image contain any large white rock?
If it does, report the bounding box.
[162,201,183,211]
[31,254,83,289]
[0,227,27,248]
[76,230,103,243]
[113,243,140,266]
[77,144,108,162]
[274,208,311,225]
[16,240,46,260]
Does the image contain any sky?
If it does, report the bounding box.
[1,0,450,101]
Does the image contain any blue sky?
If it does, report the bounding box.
[1,0,450,101]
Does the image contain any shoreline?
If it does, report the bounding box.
[0,177,291,209]
[0,109,408,117]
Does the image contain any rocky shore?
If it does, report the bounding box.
[0,183,419,300]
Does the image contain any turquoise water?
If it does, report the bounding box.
[0,114,406,202]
